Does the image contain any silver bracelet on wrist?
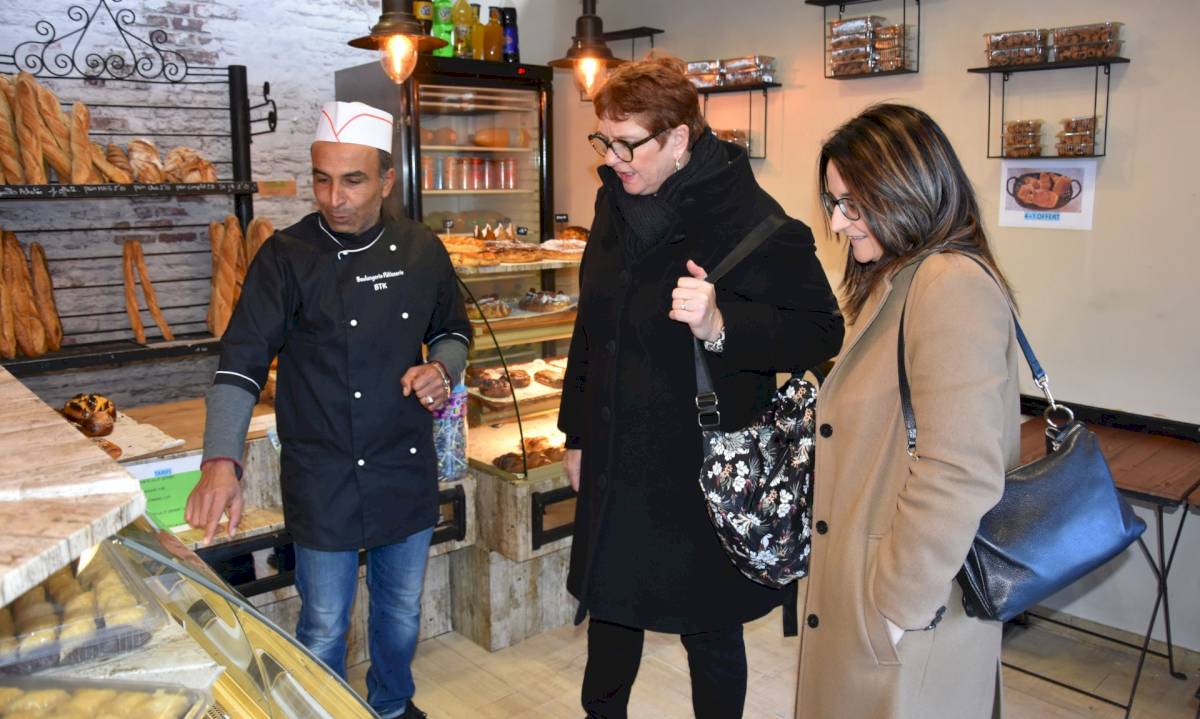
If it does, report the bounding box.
[703,326,726,354]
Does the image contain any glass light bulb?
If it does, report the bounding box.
[380,34,419,84]
[574,57,607,99]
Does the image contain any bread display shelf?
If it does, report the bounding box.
[422,145,534,153]
[1,334,219,379]
[467,413,567,483]
[456,258,580,275]
[424,189,536,196]
[471,309,577,349]
[0,181,258,201]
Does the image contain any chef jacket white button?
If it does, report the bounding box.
[350,319,358,327]
[402,312,410,319]
[409,447,418,455]
[357,459,366,467]
[389,244,396,251]
[354,391,362,399]
[399,270,405,275]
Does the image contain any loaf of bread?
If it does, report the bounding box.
[206,220,225,332]
[2,232,47,356]
[129,240,174,341]
[224,215,245,303]
[0,80,20,184]
[14,73,46,184]
[163,146,217,183]
[0,236,15,359]
[105,143,132,176]
[208,219,238,336]
[28,242,62,352]
[89,143,132,184]
[121,240,146,344]
[37,121,72,181]
[69,102,93,184]
[34,83,70,157]
[243,217,274,269]
[126,138,164,183]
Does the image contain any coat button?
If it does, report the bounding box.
[605,340,616,356]
[354,391,362,399]
[357,459,365,467]
[816,520,828,534]
[807,614,819,628]
[819,423,832,438]
[350,319,358,327]
[389,244,397,251]
[402,312,409,319]
[600,407,611,422]
[410,447,418,455]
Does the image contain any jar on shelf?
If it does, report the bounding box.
[469,157,486,190]
[501,157,517,189]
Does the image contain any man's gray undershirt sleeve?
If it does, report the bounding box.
[201,382,257,467]
[429,339,468,385]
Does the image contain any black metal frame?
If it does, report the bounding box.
[967,58,1130,159]
[531,485,577,550]
[809,0,920,80]
[0,3,276,376]
[196,485,472,599]
[698,82,780,160]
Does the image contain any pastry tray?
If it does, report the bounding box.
[0,675,208,718]
[469,298,578,325]
[467,358,564,410]
[467,413,568,482]
[0,542,166,675]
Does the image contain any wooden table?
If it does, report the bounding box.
[125,397,276,454]
[1019,419,1200,718]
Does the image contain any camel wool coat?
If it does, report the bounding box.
[795,253,1020,719]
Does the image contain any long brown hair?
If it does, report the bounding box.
[592,53,707,149]
[819,104,1013,323]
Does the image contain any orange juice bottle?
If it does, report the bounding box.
[470,4,486,60]
[452,0,473,59]
[484,7,504,61]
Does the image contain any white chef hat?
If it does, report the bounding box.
[314,101,394,154]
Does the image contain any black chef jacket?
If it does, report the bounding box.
[215,212,471,551]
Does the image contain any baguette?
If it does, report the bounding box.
[28,242,62,352]
[106,143,133,176]
[2,231,47,357]
[121,240,146,344]
[0,234,15,359]
[126,138,164,183]
[130,241,174,341]
[244,217,274,268]
[38,122,72,181]
[223,215,246,303]
[14,73,46,184]
[0,75,15,108]
[89,143,131,184]
[69,102,93,184]
[0,82,25,184]
[209,218,238,336]
[34,83,71,156]
[206,220,225,332]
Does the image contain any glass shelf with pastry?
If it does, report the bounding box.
[0,518,374,718]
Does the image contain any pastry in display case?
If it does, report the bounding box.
[0,518,373,718]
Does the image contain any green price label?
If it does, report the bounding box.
[139,469,203,529]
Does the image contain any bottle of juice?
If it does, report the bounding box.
[431,0,454,57]
[501,7,519,63]
[484,7,504,62]
[470,4,485,60]
[452,0,473,59]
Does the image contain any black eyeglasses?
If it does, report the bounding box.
[820,191,863,222]
[588,129,666,163]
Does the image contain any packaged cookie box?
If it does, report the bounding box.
[831,32,873,50]
[1051,40,1123,62]
[831,59,876,77]
[0,675,208,719]
[1002,143,1043,158]
[685,59,720,74]
[1061,115,1099,133]
[984,28,1049,51]
[987,46,1047,67]
[875,47,912,72]
[1052,22,1122,46]
[723,68,776,88]
[829,15,885,37]
[1056,132,1096,156]
[721,55,775,73]
[687,73,722,89]
[0,543,165,675]
[1003,119,1044,143]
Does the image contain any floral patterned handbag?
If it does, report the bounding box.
[693,215,818,588]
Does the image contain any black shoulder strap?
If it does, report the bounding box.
[693,214,787,428]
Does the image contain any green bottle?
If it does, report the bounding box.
[431,0,454,57]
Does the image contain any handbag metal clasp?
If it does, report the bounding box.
[695,392,721,429]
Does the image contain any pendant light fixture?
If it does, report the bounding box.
[549,0,626,99]
[349,0,448,84]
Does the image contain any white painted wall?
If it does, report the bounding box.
[542,0,1200,651]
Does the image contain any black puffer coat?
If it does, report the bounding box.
[559,140,844,633]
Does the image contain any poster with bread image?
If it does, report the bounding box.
[999,158,1096,231]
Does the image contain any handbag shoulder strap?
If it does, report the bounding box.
[897,252,1051,458]
[693,214,788,428]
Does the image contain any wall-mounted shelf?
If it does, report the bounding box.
[1,335,219,378]
[0,181,257,201]
[697,82,779,160]
[968,57,1130,159]
[811,0,920,80]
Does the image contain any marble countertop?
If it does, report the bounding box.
[0,368,145,606]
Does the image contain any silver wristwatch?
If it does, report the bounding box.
[703,326,726,354]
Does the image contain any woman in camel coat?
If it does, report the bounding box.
[795,104,1020,719]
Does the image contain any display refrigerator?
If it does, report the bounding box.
[336,56,554,242]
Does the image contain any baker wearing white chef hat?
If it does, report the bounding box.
[187,98,469,719]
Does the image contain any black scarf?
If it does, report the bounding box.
[610,129,725,261]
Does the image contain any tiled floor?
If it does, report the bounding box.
[348,608,1200,718]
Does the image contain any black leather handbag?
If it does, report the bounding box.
[896,254,1146,623]
[693,215,819,589]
